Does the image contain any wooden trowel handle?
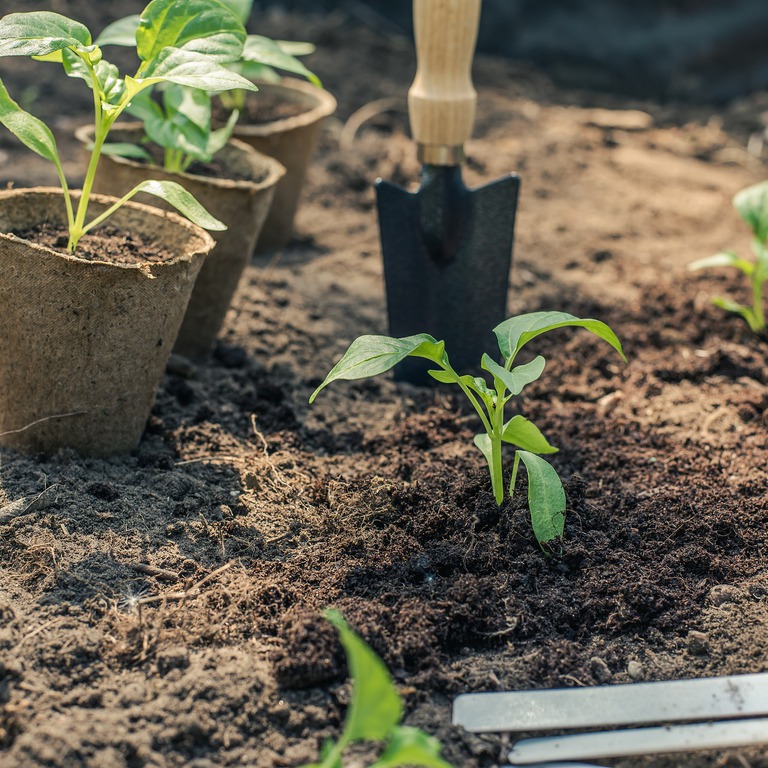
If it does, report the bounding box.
[408,0,481,164]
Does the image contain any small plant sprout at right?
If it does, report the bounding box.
[310,311,626,549]
[689,180,768,334]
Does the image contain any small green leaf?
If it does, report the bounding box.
[481,354,545,396]
[207,107,239,158]
[309,334,444,402]
[689,250,754,276]
[324,609,403,742]
[61,49,125,104]
[242,35,320,85]
[136,0,246,65]
[132,179,226,230]
[516,451,566,545]
[0,12,92,58]
[712,296,752,318]
[143,47,259,93]
[501,415,558,454]
[373,726,455,768]
[95,15,140,47]
[100,142,153,162]
[494,311,626,364]
[733,181,768,242]
[473,433,493,472]
[0,78,59,164]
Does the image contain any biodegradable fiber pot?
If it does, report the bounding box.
[231,78,336,251]
[0,188,214,457]
[77,124,286,359]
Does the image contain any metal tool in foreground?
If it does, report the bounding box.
[375,0,520,385]
[452,672,768,764]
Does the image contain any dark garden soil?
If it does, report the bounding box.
[1,4,768,768]
[9,224,175,265]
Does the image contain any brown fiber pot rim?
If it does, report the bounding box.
[74,124,286,193]
[0,187,215,272]
[230,77,337,138]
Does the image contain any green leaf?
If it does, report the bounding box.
[132,179,226,230]
[242,35,320,85]
[473,433,493,472]
[219,0,253,24]
[0,12,92,58]
[373,726,454,768]
[481,354,546,396]
[309,334,445,403]
[207,107,239,158]
[689,250,754,276]
[61,49,125,105]
[143,47,259,93]
[100,142,153,162]
[0,77,59,164]
[712,296,752,319]
[95,15,140,47]
[494,311,626,364]
[324,609,403,742]
[733,181,768,241]
[136,0,246,65]
[516,451,566,545]
[501,415,558,454]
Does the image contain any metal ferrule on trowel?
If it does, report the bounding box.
[376,0,520,384]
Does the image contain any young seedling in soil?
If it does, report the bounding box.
[98,0,319,172]
[0,0,261,252]
[310,311,626,547]
[689,180,768,333]
[303,609,454,768]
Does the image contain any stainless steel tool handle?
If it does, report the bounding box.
[408,0,481,164]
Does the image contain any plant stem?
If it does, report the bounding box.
[489,398,506,505]
[751,274,765,331]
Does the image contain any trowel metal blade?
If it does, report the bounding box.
[376,167,520,384]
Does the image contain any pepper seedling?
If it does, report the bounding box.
[689,180,768,334]
[0,0,261,252]
[302,609,454,768]
[96,0,319,172]
[310,312,626,547]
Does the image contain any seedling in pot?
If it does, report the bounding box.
[689,180,768,334]
[97,0,319,171]
[0,0,261,252]
[302,609,454,768]
[310,312,626,547]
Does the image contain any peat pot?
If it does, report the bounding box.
[77,124,286,358]
[0,187,214,456]
[229,78,336,251]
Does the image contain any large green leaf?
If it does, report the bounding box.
[143,47,259,93]
[0,12,91,58]
[494,311,626,364]
[131,179,226,230]
[242,35,320,85]
[373,726,454,768]
[0,77,59,164]
[689,250,754,276]
[501,415,557,454]
[325,609,402,742]
[136,0,246,65]
[481,354,545,396]
[733,181,768,242]
[517,451,566,545]
[95,15,140,47]
[309,334,445,402]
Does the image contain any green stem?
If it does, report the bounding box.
[79,181,148,236]
[68,58,108,252]
[751,274,765,332]
[317,736,347,768]
[488,392,506,505]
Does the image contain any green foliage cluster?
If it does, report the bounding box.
[690,180,768,333]
[97,0,319,173]
[310,311,626,547]
[303,610,454,768]
[0,0,266,251]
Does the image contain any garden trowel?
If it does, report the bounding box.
[376,0,520,384]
